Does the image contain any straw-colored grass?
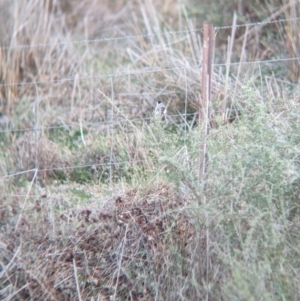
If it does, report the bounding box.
[0,0,299,300]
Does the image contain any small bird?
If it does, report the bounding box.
[154,101,167,121]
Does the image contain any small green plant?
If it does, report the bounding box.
[69,166,93,183]
[71,187,91,200]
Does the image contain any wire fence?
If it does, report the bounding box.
[1,16,299,51]
[0,56,300,88]
[1,15,300,185]
[5,158,160,177]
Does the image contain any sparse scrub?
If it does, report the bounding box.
[1,0,300,300]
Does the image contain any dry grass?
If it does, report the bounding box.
[1,0,300,300]
[1,183,197,300]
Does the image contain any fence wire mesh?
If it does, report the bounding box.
[0,16,299,188]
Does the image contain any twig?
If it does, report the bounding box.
[79,119,87,147]
[73,258,82,301]
[113,225,128,301]
[2,284,29,301]
[97,89,137,130]
[14,169,37,232]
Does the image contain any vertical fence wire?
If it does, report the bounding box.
[34,83,39,191]
[184,68,188,142]
[109,77,115,194]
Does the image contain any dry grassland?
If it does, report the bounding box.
[0,0,300,300]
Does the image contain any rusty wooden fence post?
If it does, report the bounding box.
[201,23,214,132]
[200,23,214,190]
[200,24,214,295]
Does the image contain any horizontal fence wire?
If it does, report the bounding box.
[4,158,160,178]
[0,65,199,87]
[0,56,299,88]
[0,113,198,134]
[0,29,203,51]
[213,56,300,67]
[1,107,300,135]
[1,16,299,51]
[2,103,299,134]
[214,16,300,30]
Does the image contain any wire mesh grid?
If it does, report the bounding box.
[0,16,299,190]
